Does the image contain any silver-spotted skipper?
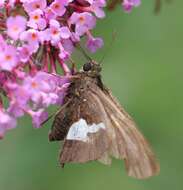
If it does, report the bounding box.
[49,61,160,179]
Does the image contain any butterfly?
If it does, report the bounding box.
[49,60,160,179]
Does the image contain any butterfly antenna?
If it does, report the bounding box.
[41,113,55,126]
[99,30,117,65]
[76,43,93,62]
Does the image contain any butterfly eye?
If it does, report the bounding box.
[83,62,92,72]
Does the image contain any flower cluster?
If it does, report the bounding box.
[0,0,140,139]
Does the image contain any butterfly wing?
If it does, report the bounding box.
[57,84,112,164]
[91,87,160,179]
[49,100,73,141]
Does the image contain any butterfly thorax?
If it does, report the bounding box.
[68,62,104,97]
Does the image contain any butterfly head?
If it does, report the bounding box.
[83,61,101,76]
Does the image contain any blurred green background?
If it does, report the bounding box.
[0,0,182,189]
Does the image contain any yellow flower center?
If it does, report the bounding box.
[5,55,12,61]
[54,3,60,9]
[35,4,40,9]
[12,26,19,32]
[31,33,37,40]
[33,15,39,20]
[31,82,38,88]
[52,29,59,35]
[79,16,85,24]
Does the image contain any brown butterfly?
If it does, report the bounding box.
[49,61,160,179]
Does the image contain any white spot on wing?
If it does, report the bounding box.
[66,118,106,142]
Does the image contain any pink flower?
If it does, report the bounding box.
[22,72,52,103]
[56,82,70,105]
[0,35,7,51]
[0,45,18,71]
[6,83,28,118]
[86,35,103,53]
[58,43,70,60]
[28,109,48,128]
[21,71,69,106]
[6,15,27,40]
[38,29,51,43]
[2,0,15,7]
[48,19,62,44]
[0,109,17,139]
[7,101,25,118]
[8,0,16,7]
[18,45,34,63]
[41,92,59,107]
[20,29,40,52]
[27,9,47,30]
[0,0,5,8]
[7,82,30,107]
[70,32,80,42]
[122,0,141,12]
[0,110,16,129]
[48,19,71,45]
[50,0,68,17]
[90,0,106,18]
[60,26,71,39]
[23,0,47,13]
[62,39,74,55]
[45,7,57,20]
[69,12,96,36]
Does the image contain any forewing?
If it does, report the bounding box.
[60,90,111,164]
[49,100,73,141]
[91,87,160,179]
